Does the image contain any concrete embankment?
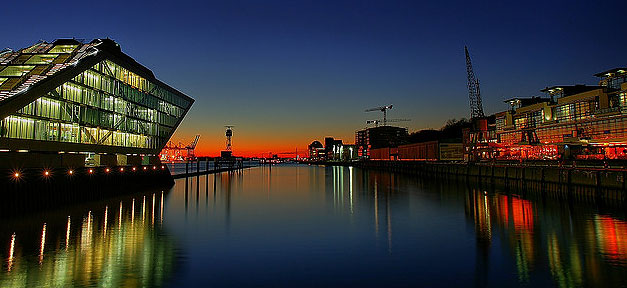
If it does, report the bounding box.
[314,160,627,203]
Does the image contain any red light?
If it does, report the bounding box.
[132,167,136,171]
[88,169,94,174]
[43,171,50,176]
[13,172,19,178]
[105,168,110,173]
[161,165,165,169]
[143,166,147,170]
[68,170,74,175]
[152,166,156,170]
[120,167,124,172]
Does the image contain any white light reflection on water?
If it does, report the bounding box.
[0,165,625,287]
[0,192,173,287]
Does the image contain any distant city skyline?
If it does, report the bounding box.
[3,0,627,157]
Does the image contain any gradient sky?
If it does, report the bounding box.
[3,0,627,156]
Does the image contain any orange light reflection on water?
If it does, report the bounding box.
[594,215,627,264]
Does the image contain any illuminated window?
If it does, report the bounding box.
[25,54,58,64]
[0,65,35,77]
[48,45,78,53]
[554,100,595,123]
[2,59,191,150]
[4,116,35,139]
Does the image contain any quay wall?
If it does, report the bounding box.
[351,161,624,187]
[316,160,627,203]
[1,165,174,216]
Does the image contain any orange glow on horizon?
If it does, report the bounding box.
[167,137,314,158]
[168,125,357,158]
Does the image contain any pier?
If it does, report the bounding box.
[165,159,251,179]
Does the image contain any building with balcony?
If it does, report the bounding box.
[0,39,194,169]
[480,68,627,160]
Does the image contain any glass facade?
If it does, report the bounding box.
[606,75,627,90]
[554,100,596,123]
[514,110,543,129]
[495,116,506,132]
[0,59,191,151]
[499,131,522,145]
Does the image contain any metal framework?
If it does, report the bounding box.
[365,104,393,126]
[159,134,200,161]
[366,118,410,127]
[225,126,234,151]
[0,39,194,155]
[465,46,485,118]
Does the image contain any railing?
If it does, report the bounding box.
[593,106,621,115]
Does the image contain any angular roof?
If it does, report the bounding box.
[540,85,603,97]
[503,96,551,106]
[594,67,627,77]
[0,38,193,119]
[0,38,194,155]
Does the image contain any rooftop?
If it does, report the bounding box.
[540,85,603,97]
[0,38,188,106]
[504,96,551,106]
[593,67,627,77]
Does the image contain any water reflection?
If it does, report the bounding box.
[1,165,626,287]
[0,191,175,287]
[313,165,626,287]
[464,186,627,287]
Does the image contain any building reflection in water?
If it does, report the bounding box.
[325,166,404,254]
[594,215,627,265]
[0,191,175,287]
[464,187,627,287]
[186,165,626,287]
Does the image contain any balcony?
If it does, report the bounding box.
[593,106,621,116]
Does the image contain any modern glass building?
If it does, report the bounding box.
[0,39,193,167]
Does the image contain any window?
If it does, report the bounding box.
[4,116,35,140]
[62,82,83,103]
[59,123,79,143]
[554,100,595,123]
[0,65,35,76]
[48,45,78,54]
[1,59,189,150]
[25,54,58,64]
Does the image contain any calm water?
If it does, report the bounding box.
[1,164,626,287]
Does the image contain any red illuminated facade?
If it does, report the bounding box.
[467,68,627,161]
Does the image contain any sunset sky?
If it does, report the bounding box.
[3,0,627,157]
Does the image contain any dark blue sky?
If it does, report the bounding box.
[2,0,626,155]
